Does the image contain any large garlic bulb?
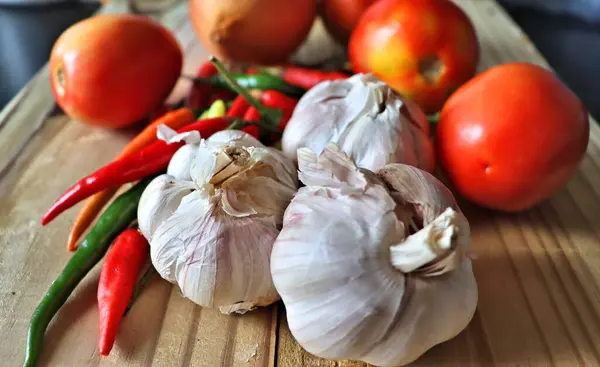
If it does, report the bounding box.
[281,73,435,172]
[138,127,298,314]
[271,143,478,366]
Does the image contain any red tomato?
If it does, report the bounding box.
[50,15,183,128]
[319,0,378,44]
[349,0,479,115]
[436,63,589,212]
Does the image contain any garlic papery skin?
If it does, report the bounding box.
[271,143,477,367]
[281,73,435,172]
[138,129,299,314]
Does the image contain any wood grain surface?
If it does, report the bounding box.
[1,0,599,366]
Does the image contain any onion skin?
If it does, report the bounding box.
[319,0,378,44]
[189,0,317,65]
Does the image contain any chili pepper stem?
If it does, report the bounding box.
[250,120,283,134]
[226,118,281,135]
[182,73,276,121]
[209,57,281,128]
[227,119,246,131]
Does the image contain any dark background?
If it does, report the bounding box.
[0,1,599,120]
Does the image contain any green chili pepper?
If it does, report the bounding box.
[184,73,305,97]
[210,58,282,130]
[23,177,154,367]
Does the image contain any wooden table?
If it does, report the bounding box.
[1,1,600,366]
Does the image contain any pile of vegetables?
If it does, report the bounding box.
[26,0,590,366]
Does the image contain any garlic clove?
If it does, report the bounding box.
[282,80,351,159]
[363,259,478,367]
[297,143,369,192]
[137,174,195,241]
[208,129,264,148]
[251,148,299,190]
[221,176,298,220]
[149,190,216,295]
[150,190,281,311]
[167,145,197,181]
[377,164,460,221]
[189,143,219,188]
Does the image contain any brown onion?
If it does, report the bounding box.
[190,0,317,65]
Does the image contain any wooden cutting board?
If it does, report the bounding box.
[1,1,600,366]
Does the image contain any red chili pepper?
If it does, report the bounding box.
[260,90,297,131]
[246,66,259,75]
[41,117,232,225]
[97,229,148,356]
[227,95,251,118]
[276,66,348,90]
[233,91,297,142]
[186,62,218,110]
[241,107,261,138]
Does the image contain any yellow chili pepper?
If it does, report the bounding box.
[199,100,226,119]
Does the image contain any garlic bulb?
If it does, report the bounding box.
[271,143,477,366]
[281,73,435,172]
[138,127,298,314]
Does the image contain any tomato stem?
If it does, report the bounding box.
[55,64,66,97]
[418,56,444,84]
